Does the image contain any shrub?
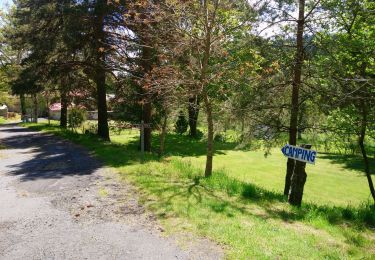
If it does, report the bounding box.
[194,129,204,139]
[174,111,188,135]
[68,108,86,132]
[357,203,375,227]
[214,133,225,142]
[85,121,98,135]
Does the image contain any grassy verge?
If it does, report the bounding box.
[0,114,22,124]
[22,122,375,259]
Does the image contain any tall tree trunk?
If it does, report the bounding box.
[358,102,375,203]
[142,102,152,152]
[60,88,68,128]
[96,70,109,140]
[158,113,168,157]
[20,94,26,116]
[201,0,214,177]
[204,91,214,177]
[94,0,109,141]
[46,96,50,125]
[297,103,305,140]
[284,0,306,197]
[188,95,200,137]
[140,36,153,152]
[33,94,38,123]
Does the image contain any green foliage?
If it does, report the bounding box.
[84,121,98,135]
[68,108,86,132]
[174,111,188,135]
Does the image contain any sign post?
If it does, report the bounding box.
[281,144,317,164]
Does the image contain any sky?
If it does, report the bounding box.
[0,0,13,11]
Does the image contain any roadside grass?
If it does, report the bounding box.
[0,117,9,149]
[0,117,6,124]
[22,122,375,259]
[0,114,22,124]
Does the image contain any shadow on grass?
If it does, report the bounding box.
[319,153,375,175]
[132,159,375,232]
[207,173,375,229]
[22,123,236,169]
[21,123,158,167]
[22,123,375,230]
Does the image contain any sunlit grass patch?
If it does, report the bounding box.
[0,117,7,124]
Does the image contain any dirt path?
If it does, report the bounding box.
[0,124,221,260]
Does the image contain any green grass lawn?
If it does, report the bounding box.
[22,123,375,259]
[177,150,372,207]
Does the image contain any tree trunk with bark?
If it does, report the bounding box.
[96,69,109,140]
[20,94,26,117]
[158,113,168,157]
[32,94,38,123]
[142,102,152,152]
[288,144,310,206]
[284,0,306,196]
[284,159,295,195]
[60,89,68,128]
[139,33,154,152]
[94,0,110,141]
[204,91,214,177]
[288,159,308,206]
[201,0,215,177]
[358,102,375,203]
[188,95,200,138]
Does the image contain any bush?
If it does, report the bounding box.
[84,121,98,135]
[214,133,225,142]
[68,108,86,132]
[194,129,204,140]
[174,111,188,135]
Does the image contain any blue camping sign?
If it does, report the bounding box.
[281,144,317,164]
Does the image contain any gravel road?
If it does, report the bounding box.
[0,124,222,260]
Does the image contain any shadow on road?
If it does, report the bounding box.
[0,125,102,181]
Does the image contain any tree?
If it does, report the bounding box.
[285,0,307,205]
[166,0,255,177]
[6,0,77,125]
[91,0,110,140]
[314,0,375,202]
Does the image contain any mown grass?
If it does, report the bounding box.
[21,122,375,259]
[177,149,374,207]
